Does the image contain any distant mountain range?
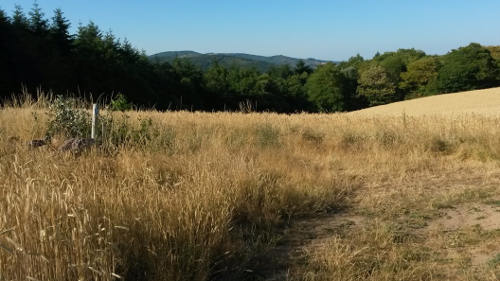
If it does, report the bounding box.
[148,51,334,71]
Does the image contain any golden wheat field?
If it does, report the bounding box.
[352,87,500,117]
[1,92,500,281]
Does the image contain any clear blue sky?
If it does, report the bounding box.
[1,0,500,61]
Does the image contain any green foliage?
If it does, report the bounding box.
[12,5,29,28]
[378,55,405,82]
[306,63,350,112]
[50,9,70,36]
[46,96,91,139]
[28,2,48,33]
[75,21,102,50]
[357,64,398,106]
[435,43,499,93]
[486,46,500,61]
[0,9,7,25]
[1,4,500,114]
[110,93,133,111]
[227,67,260,96]
[171,58,205,108]
[204,62,230,96]
[338,54,364,69]
[400,56,442,98]
[295,60,313,75]
[98,113,176,152]
[285,73,308,101]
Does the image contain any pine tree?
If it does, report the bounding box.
[50,8,71,45]
[12,5,28,29]
[0,8,11,96]
[0,8,8,25]
[75,21,102,50]
[28,2,48,33]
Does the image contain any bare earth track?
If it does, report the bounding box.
[250,213,365,281]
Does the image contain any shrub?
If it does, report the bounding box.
[110,93,133,111]
[45,96,91,139]
[99,114,176,152]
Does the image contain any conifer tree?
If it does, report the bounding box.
[50,8,71,46]
[0,8,8,25]
[28,2,48,34]
[12,5,28,29]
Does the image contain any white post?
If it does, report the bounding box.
[91,104,98,139]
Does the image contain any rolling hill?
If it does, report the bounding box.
[350,87,500,117]
[148,51,331,71]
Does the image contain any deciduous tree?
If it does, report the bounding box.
[306,63,349,112]
[435,43,499,93]
[400,56,441,98]
[357,64,398,106]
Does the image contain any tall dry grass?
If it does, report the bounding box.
[1,95,500,280]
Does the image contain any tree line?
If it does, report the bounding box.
[1,4,499,112]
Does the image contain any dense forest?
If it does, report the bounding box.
[1,4,500,112]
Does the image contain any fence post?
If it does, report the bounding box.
[91,104,98,139]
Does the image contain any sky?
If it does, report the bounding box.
[1,0,500,61]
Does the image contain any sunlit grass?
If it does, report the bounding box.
[1,93,500,280]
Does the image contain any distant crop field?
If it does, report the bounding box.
[0,93,499,281]
[352,87,500,117]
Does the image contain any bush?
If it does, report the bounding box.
[46,96,91,139]
[110,93,133,111]
[98,114,176,153]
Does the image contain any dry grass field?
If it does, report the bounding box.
[352,87,500,117]
[1,91,500,281]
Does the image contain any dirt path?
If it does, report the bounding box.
[425,201,500,268]
[241,188,500,281]
[246,212,365,281]
[244,201,500,281]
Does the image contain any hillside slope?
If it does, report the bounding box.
[351,87,500,117]
[149,51,330,71]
